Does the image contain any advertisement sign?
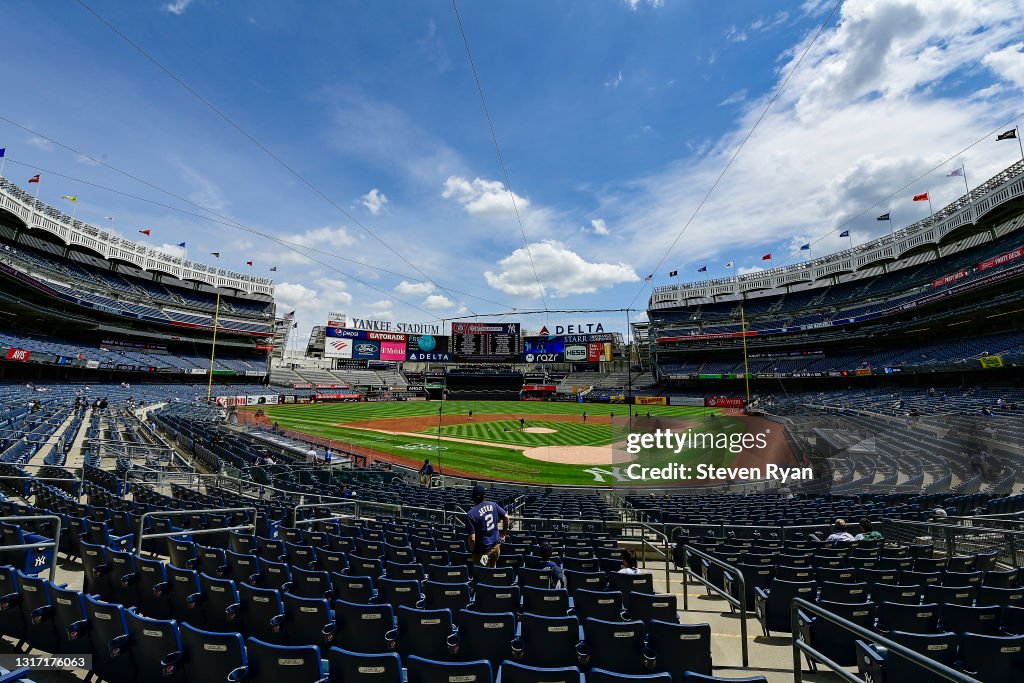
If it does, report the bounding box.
[669,396,705,407]
[587,342,613,362]
[979,355,1004,368]
[523,336,565,355]
[537,323,606,335]
[705,397,745,409]
[854,368,872,376]
[979,247,1024,271]
[329,314,439,335]
[315,393,362,401]
[352,340,381,360]
[379,341,407,361]
[5,348,32,362]
[635,396,667,406]
[406,334,451,362]
[86,360,100,369]
[244,394,279,405]
[564,344,588,362]
[932,269,968,287]
[522,384,557,392]
[326,327,365,339]
[324,338,353,358]
[327,312,346,328]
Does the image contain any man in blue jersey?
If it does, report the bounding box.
[466,484,511,567]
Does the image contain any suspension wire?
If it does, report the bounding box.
[73,0,479,316]
[451,0,549,311]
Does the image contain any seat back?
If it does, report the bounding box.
[498,661,582,683]
[245,637,323,682]
[328,646,402,683]
[473,583,521,614]
[198,572,241,633]
[878,601,939,633]
[85,594,136,683]
[456,609,516,667]
[583,618,646,674]
[396,606,454,661]
[378,577,422,609]
[331,573,374,604]
[50,583,90,655]
[520,613,581,669]
[522,586,569,618]
[284,592,334,649]
[180,622,247,683]
[125,610,183,680]
[646,620,712,677]
[238,582,285,645]
[940,604,1001,635]
[572,590,623,622]
[334,599,393,654]
[422,581,471,613]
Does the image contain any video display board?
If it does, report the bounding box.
[451,322,520,362]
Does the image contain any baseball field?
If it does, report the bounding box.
[257,400,795,486]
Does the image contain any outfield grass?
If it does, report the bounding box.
[259,400,743,485]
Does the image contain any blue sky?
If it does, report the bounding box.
[2,0,1023,342]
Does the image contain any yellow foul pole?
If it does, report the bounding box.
[741,304,751,406]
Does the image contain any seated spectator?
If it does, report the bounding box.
[811,519,855,544]
[854,518,882,542]
[538,543,564,588]
[617,549,646,574]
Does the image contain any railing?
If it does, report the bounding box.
[881,517,1024,568]
[292,501,358,527]
[667,521,831,543]
[681,544,749,667]
[135,507,258,555]
[791,597,979,683]
[0,514,62,582]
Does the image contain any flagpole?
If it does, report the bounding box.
[889,212,894,235]
[1017,126,1024,161]
[962,165,974,223]
[207,290,222,401]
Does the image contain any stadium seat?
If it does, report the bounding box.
[876,602,939,634]
[107,548,139,608]
[166,565,204,627]
[956,633,1024,680]
[977,585,1024,608]
[406,655,492,683]
[627,593,678,625]
[680,674,767,683]
[427,564,470,584]
[124,610,183,680]
[377,577,422,609]
[180,623,248,683]
[245,638,326,682]
[331,573,375,604]
[422,581,472,613]
[392,606,455,661]
[225,551,261,584]
[283,592,335,648]
[646,620,712,678]
[522,586,569,617]
[498,661,583,683]
[79,540,112,600]
[870,584,922,605]
[607,573,654,606]
[84,594,135,683]
[570,590,623,622]
[13,570,57,653]
[582,617,647,674]
[473,565,516,586]
[333,599,394,654]
[564,570,605,595]
[796,600,876,669]
[517,613,583,669]
[1004,605,1024,635]
[857,630,957,683]
[754,579,816,635]
[473,583,521,614]
[327,647,402,683]
[455,609,516,668]
[238,582,285,644]
[924,584,976,606]
[136,556,172,620]
[197,572,241,632]
[819,581,868,603]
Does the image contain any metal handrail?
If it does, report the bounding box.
[681,544,748,667]
[0,515,62,582]
[135,507,258,554]
[791,597,979,683]
[292,500,358,527]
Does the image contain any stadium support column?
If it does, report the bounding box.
[206,291,222,401]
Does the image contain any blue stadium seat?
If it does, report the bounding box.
[331,573,375,604]
[522,586,569,618]
[796,600,876,670]
[497,661,583,683]
[517,613,582,669]
[456,609,516,668]
[124,610,183,681]
[422,581,472,613]
[327,647,402,683]
[49,583,89,655]
[588,669,671,683]
[245,637,326,682]
[582,617,647,674]
[238,582,285,644]
[856,630,957,683]
[627,593,678,625]
[283,592,335,648]
[406,655,492,683]
[645,620,712,678]
[180,622,247,683]
[473,583,521,614]
[333,599,394,654]
[754,579,816,635]
[83,594,135,683]
[956,633,1024,680]
[392,606,455,661]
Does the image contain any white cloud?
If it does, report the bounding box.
[268,226,356,265]
[394,280,436,296]
[725,25,747,43]
[718,89,748,106]
[624,0,664,10]
[26,136,53,151]
[737,265,766,275]
[156,243,187,259]
[162,0,195,15]
[360,188,389,215]
[598,0,1024,275]
[983,41,1024,88]
[76,154,100,167]
[422,294,455,310]
[582,218,611,236]
[484,240,639,298]
[442,176,530,215]
[604,70,624,88]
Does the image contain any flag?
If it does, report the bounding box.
[62,195,77,203]
[246,261,253,267]
[270,266,277,272]
[947,168,964,178]
[644,274,653,282]
[669,270,678,277]
[210,252,220,258]
[0,148,5,158]
[293,322,298,328]
[800,244,810,251]
[876,213,890,221]
[697,265,707,272]
[138,229,151,236]
[761,253,771,261]
[177,242,186,248]
[839,230,850,237]
[105,216,114,222]
[286,310,295,317]
[724,261,734,269]
[28,174,40,184]
[913,192,929,202]
[997,129,1017,141]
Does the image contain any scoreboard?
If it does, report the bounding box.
[451,322,521,362]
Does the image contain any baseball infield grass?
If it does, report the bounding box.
[258,400,746,485]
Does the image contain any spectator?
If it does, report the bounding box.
[538,543,564,588]
[811,519,855,544]
[420,459,434,486]
[854,518,882,542]
[617,549,645,574]
[306,447,317,465]
[466,484,510,568]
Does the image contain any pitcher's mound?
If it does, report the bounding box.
[522,445,636,465]
[523,427,557,434]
